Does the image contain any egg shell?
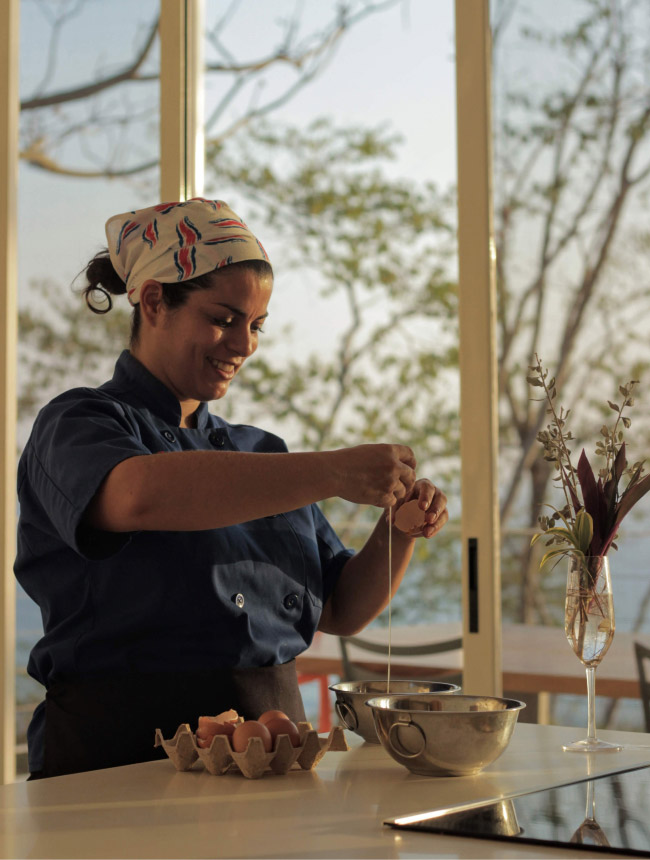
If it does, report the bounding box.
[214,708,239,724]
[196,716,236,748]
[257,709,290,726]
[232,720,273,753]
[394,498,427,534]
[263,717,301,748]
[198,716,236,734]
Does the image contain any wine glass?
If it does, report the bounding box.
[563,555,622,752]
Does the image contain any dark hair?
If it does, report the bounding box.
[81,250,273,346]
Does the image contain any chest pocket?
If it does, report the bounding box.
[211,560,303,620]
[206,510,326,665]
[210,559,308,665]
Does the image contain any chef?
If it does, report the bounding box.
[15,197,449,778]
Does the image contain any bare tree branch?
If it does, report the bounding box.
[19,140,158,178]
[20,0,405,179]
[498,22,615,397]
[20,16,159,111]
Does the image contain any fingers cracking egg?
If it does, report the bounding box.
[394,498,427,534]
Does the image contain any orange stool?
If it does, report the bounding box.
[297,672,332,733]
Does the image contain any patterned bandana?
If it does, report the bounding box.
[105,197,270,306]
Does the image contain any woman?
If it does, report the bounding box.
[15,197,448,778]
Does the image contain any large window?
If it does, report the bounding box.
[493,0,650,730]
[5,0,504,781]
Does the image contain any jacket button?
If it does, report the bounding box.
[209,430,225,448]
[234,593,245,609]
[283,593,299,610]
[162,430,175,443]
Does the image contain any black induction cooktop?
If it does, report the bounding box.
[384,764,650,856]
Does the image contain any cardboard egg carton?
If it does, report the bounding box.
[154,721,348,779]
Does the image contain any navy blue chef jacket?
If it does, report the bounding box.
[15,350,353,773]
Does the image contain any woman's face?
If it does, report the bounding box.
[138,268,272,420]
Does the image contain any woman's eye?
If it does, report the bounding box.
[211,317,233,327]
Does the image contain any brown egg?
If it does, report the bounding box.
[394,498,427,534]
[258,709,290,726]
[263,717,301,748]
[232,720,273,753]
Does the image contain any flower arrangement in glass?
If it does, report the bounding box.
[528,356,650,751]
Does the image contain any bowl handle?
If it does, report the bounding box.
[388,720,426,758]
[335,701,358,731]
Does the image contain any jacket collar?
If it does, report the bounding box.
[103,350,210,429]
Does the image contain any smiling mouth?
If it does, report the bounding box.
[207,357,237,378]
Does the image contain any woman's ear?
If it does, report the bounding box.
[139,280,164,326]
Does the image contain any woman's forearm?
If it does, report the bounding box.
[87,450,336,531]
[318,514,415,636]
[86,444,417,532]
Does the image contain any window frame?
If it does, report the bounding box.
[455,0,502,695]
[0,0,19,786]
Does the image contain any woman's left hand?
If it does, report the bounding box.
[391,479,449,539]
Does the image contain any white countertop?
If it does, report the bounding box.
[1,723,649,858]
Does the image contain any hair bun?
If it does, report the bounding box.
[82,249,126,314]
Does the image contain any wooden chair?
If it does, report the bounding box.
[634,642,650,732]
[338,633,463,686]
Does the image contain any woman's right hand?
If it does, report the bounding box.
[329,444,417,508]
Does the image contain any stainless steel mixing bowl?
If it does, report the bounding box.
[366,693,525,775]
[329,680,460,744]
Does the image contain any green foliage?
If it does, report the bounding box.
[18,280,131,443]
[205,119,460,482]
[206,119,462,603]
[528,356,650,564]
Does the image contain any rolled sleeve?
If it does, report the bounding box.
[24,390,152,560]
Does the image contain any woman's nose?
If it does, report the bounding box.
[228,325,256,357]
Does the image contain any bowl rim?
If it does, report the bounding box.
[364,693,526,713]
[328,679,461,695]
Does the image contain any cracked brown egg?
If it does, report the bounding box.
[394,498,427,534]
[196,710,240,748]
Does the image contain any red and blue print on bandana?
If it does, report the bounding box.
[142,219,159,250]
[208,217,248,230]
[153,202,180,214]
[203,234,247,246]
[174,245,197,280]
[116,220,139,254]
[176,216,202,247]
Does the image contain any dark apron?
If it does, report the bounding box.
[39,660,306,778]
